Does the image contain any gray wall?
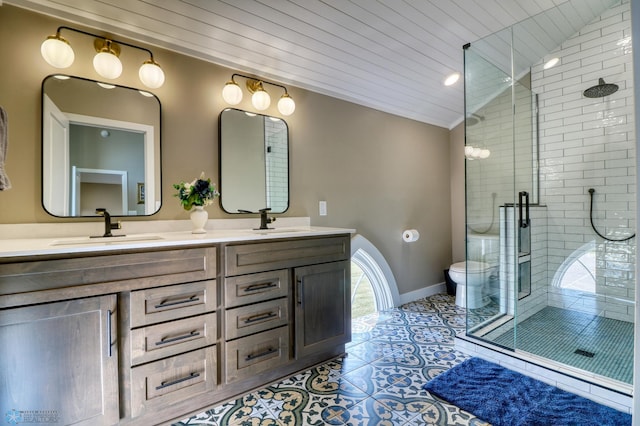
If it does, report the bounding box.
[0,5,453,297]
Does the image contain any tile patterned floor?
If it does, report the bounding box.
[174,294,490,425]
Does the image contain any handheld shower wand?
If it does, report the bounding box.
[588,188,635,242]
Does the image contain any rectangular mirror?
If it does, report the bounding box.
[219,108,289,214]
[42,75,161,217]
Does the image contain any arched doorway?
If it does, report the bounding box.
[350,235,399,320]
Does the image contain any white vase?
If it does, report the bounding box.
[190,206,208,234]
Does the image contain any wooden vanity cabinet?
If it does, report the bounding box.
[223,268,291,384]
[126,279,218,420]
[223,235,351,387]
[295,260,351,358]
[0,233,351,425]
[0,246,217,426]
[0,294,119,426]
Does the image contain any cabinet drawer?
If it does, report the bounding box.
[130,279,217,327]
[225,269,289,308]
[130,313,217,365]
[225,298,288,340]
[0,247,216,299]
[225,236,350,276]
[130,346,217,418]
[225,326,289,384]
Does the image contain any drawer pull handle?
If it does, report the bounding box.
[155,295,199,309]
[155,330,201,346]
[244,282,278,292]
[245,347,278,361]
[156,372,200,390]
[244,311,277,324]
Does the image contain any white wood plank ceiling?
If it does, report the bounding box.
[6,0,617,128]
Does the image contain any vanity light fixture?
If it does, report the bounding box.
[222,73,296,116]
[464,145,490,160]
[40,26,165,89]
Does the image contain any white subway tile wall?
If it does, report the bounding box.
[531,0,635,322]
[264,118,288,212]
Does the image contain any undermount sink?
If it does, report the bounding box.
[51,235,164,246]
[251,228,307,235]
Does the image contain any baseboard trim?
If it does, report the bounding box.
[398,282,446,305]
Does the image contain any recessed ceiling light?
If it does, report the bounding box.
[444,72,460,86]
[543,57,559,69]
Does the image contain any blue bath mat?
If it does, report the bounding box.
[422,357,631,426]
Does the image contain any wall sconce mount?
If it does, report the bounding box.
[41,26,165,89]
[222,73,295,116]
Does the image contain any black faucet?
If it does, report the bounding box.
[95,208,122,237]
[259,208,276,230]
[238,208,276,230]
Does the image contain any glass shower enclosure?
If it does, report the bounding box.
[463,0,635,386]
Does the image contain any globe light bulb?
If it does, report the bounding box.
[222,80,243,105]
[252,88,271,110]
[93,51,122,79]
[41,35,75,68]
[139,60,165,89]
[277,93,296,116]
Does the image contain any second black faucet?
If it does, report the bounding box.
[237,208,276,230]
[95,208,123,237]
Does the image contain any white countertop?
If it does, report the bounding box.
[0,221,355,258]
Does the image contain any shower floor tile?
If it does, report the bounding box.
[173,294,490,426]
[493,306,633,384]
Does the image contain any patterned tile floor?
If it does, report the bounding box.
[174,294,491,425]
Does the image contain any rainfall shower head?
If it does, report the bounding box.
[466,113,485,126]
[583,78,619,98]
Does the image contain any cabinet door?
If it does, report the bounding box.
[0,295,119,426]
[294,261,351,358]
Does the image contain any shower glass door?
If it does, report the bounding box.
[463,0,635,386]
[464,32,518,348]
[464,25,540,350]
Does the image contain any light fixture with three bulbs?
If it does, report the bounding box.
[464,145,491,160]
[41,26,165,89]
[222,73,296,116]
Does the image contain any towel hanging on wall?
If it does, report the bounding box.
[0,106,11,191]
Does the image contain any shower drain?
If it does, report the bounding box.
[574,349,595,358]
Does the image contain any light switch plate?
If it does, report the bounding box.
[319,201,327,216]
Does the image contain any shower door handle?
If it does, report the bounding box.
[519,191,530,228]
[518,191,531,256]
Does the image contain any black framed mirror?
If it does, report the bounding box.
[42,74,161,217]
[219,108,289,214]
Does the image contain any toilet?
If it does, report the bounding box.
[449,233,499,308]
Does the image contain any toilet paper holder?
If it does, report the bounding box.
[402,229,420,242]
